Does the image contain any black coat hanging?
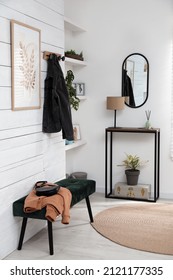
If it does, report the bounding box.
[42,54,74,140]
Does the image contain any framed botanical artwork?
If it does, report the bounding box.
[11,20,41,110]
[73,124,81,141]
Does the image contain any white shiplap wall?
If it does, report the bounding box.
[0,0,65,259]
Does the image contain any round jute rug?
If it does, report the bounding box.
[92,203,173,255]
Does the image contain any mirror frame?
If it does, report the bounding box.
[122,53,149,108]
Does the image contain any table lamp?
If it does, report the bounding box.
[107,96,125,127]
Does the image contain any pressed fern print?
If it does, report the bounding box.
[19,41,36,91]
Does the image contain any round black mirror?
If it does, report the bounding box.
[122,53,149,108]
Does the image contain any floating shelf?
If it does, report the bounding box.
[65,139,87,151]
[64,17,86,32]
[65,56,87,67]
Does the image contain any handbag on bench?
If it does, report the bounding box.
[34,181,60,196]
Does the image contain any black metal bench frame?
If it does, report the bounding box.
[16,196,94,255]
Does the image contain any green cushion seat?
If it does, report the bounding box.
[56,178,96,206]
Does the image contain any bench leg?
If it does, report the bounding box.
[85,196,94,223]
[18,217,28,250]
[47,221,54,255]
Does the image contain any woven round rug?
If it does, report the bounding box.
[92,203,173,255]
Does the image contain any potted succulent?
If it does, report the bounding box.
[65,70,80,111]
[65,49,84,61]
[118,153,148,185]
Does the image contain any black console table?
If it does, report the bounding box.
[105,127,160,202]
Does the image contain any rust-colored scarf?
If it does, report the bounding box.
[24,187,72,224]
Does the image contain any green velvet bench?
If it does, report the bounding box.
[13,178,96,255]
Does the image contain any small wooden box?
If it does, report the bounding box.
[114,182,151,199]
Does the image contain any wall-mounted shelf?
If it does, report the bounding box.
[65,57,87,67]
[64,17,87,68]
[65,139,87,151]
[64,16,87,174]
[64,17,86,32]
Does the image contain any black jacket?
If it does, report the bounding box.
[42,54,74,140]
[122,69,135,107]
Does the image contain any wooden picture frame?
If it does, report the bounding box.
[11,20,41,110]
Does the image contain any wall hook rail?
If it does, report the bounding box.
[43,51,65,61]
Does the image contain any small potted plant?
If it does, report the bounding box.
[118,153,148,185]
[65,49,84,61]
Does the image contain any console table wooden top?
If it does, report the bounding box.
[106,127,160,133]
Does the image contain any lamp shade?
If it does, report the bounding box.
[107,96,125,110]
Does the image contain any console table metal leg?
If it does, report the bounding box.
[110,132,113,194]
[105,130,108,197]
[157,131,160,198]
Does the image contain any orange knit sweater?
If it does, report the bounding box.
[24,187,72,224]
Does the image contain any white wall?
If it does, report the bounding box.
[65,0,173,198]
[0,0,65,259]
[1,0,173,259]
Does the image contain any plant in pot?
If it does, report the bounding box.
[65,49,84,61]
[65,70,80,111]
[118,153,148,185]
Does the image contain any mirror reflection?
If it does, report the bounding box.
[122,53,149,108]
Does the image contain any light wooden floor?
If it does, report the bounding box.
[4,193,173,260]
